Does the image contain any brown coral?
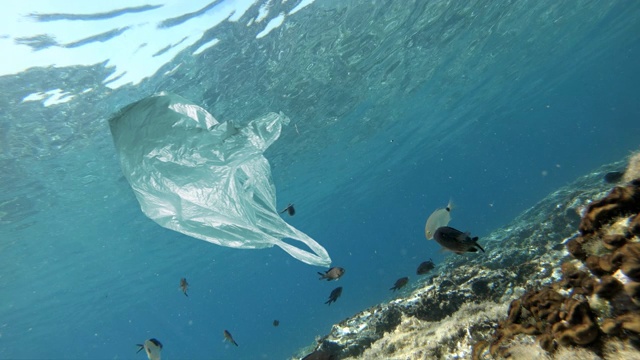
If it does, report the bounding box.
[559,263,595,296]
[523,288,564,323]
[601,312,640,338]
[602,234,627,250]
[486,177,640,357]
[618,313,640,334]
[552,299,599,346]
[537,333,556,352]
[586,256,609,277]
[567,236,588,260]
[630,212,640,237]
[594,275,624,300]
[579,180,640,235]
[612,243,640,282]
[601,318,621,336]
[624,281,640,306]
[585,255,620,277]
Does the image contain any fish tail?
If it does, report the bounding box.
[447,198,455,212]
[233,340,238,347]
[473,238,485,253]
[136,344,144,354]
[317,272,326,280]
[184,292,188,297]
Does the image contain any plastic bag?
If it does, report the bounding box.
[109,92,331,267]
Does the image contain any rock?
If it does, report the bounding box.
[296,160,640,360]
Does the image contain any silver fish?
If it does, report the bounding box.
[425,199,454,240]
[433,226,484,254]
[136,338,162,360]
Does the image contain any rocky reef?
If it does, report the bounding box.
[296,153,640,359]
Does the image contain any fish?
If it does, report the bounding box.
[223,330,238,346]
[280,203,295,216]
[433,226,485,254]
[325,286,343,305]
[390,277,409,291]
[136,338,162,360]
[318,267,345,281]
[179,278,189,297]
[416,259,435,275]
[425,199,454,240]
[273,320,280,327]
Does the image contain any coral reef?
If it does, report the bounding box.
[296,159,640,360]
[485,164,640,358]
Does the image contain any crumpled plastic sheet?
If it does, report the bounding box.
[109,92,331,267]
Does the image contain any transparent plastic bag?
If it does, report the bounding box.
[109,92,331,267]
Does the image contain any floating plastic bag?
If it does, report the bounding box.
[109,92,331,267]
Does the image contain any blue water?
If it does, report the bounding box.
[1,1,640,359]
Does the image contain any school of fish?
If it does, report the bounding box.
[136,199,484,359]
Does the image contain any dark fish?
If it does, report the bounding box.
[318,267,345,281]
[136,338,162,360]
[604,171,624,184]
[390,277,409,291]
[273,320,279,327]
[433,226,485,254]
[223,330,238,346]
[280,203,295,216]
[416,259,435,275]
[325,286,343,305]
[302,349,337,360]
[179,278,189,297]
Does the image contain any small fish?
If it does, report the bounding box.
[318,267,345,281]
[325,286,343,305]
[425,199,454,240]
[416,259,435,275]
[223,330,238,346]
[136,338,162,360]
[179,278,189,297]
[280,203,295,216]
[433,226,485,254]
[273,319,280,327]
[390,277,409,291]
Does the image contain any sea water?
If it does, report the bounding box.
[1,1,639,359]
